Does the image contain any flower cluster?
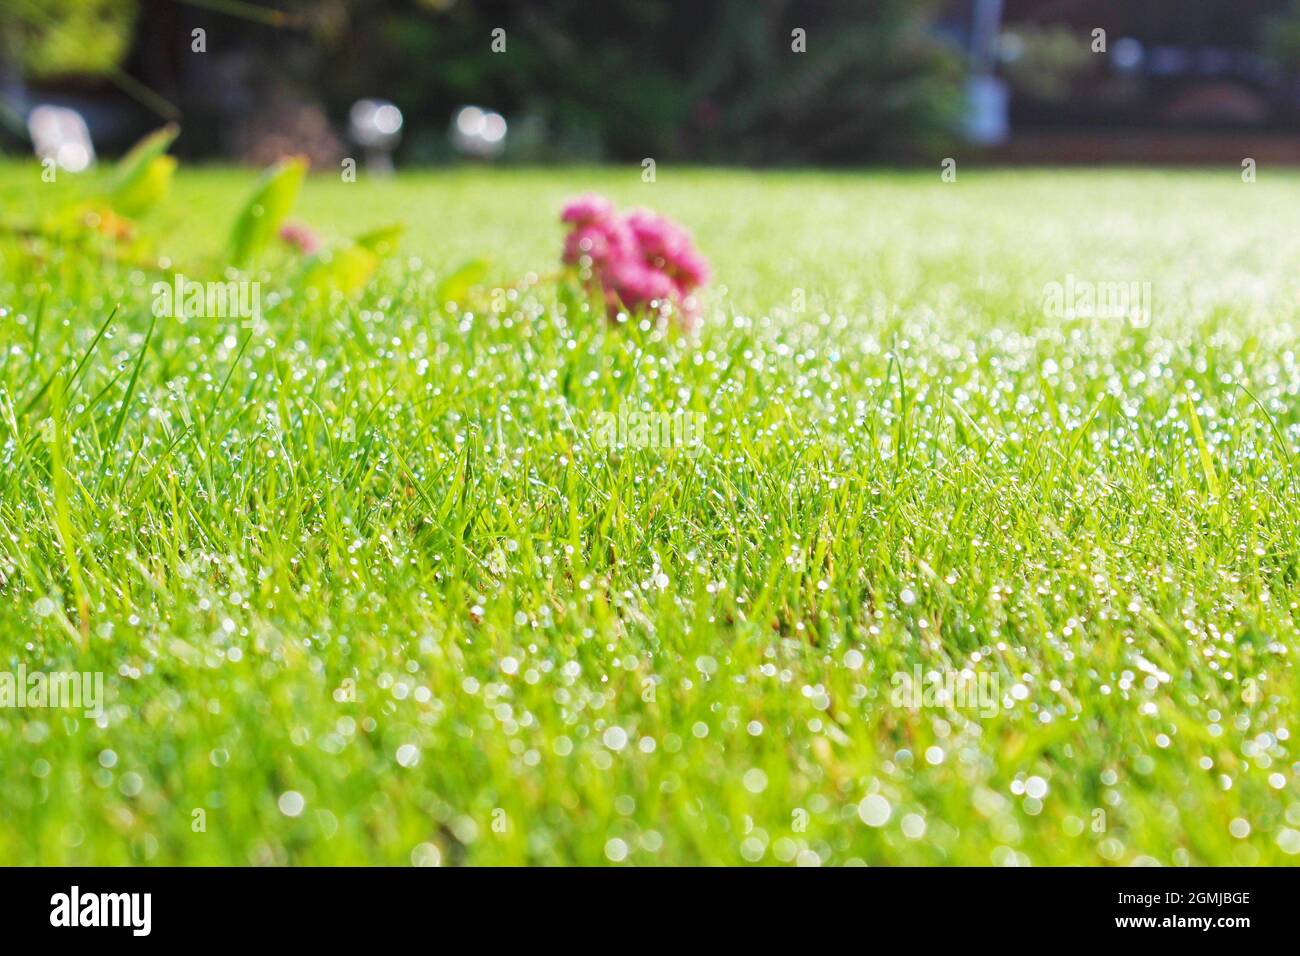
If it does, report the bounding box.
[560,194,709,331]
[278,220,321,256]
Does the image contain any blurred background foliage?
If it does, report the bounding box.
[2,0,964,164]
[996,25,1093,103]
[9,0,1300,166]
[5,0,137,80]
[1265,0,1300,69]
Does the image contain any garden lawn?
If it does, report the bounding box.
[2,163,1300,865]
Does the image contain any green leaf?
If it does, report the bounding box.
[107,123,179,198]
[1184,390,1221,499]
[354,223,405,257]
[301,244,380,297]
[436,258,490,305]
[227,156,308,268]
[109,155,176,218]
[298,223,403,297]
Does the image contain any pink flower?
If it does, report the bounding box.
[561,193,616,227]
[622,210,709,294]
[625,210,689,260]
[666,245,711,291]
[279,220,321,255]
[559,194,709,330]
[562,219,634,269]
[605,258,676,306]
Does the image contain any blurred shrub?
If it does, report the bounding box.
[997,26,1093,103]
[257,0,964,163]
[1265,1,1300,70]
[8,0,138,80]
[11,0,962,163]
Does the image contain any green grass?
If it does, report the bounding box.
[2,162,1300,865]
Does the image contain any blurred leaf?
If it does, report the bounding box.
[107,124,179,196]
[84,205,135,242]
[299,222,404,297]
[301,244,380,297]
[436,258,490,305]
[109,155,177,218]
[227,156,308,268]
[355,223,405,257]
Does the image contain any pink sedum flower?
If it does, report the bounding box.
[624,209,689,261]
[560,193,616,227]
[605,258,676,306]
[279,220,321,256]
[669,247,711,290]
[562,219,634,269]
[560,194,709,331]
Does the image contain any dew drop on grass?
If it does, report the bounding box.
[1276,830,1300,855]
[858,794,891,827]
[278,791,305,817]
[411,842,441,867]
[901,814,927,839]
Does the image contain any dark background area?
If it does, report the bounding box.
[4,0,1300,165]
